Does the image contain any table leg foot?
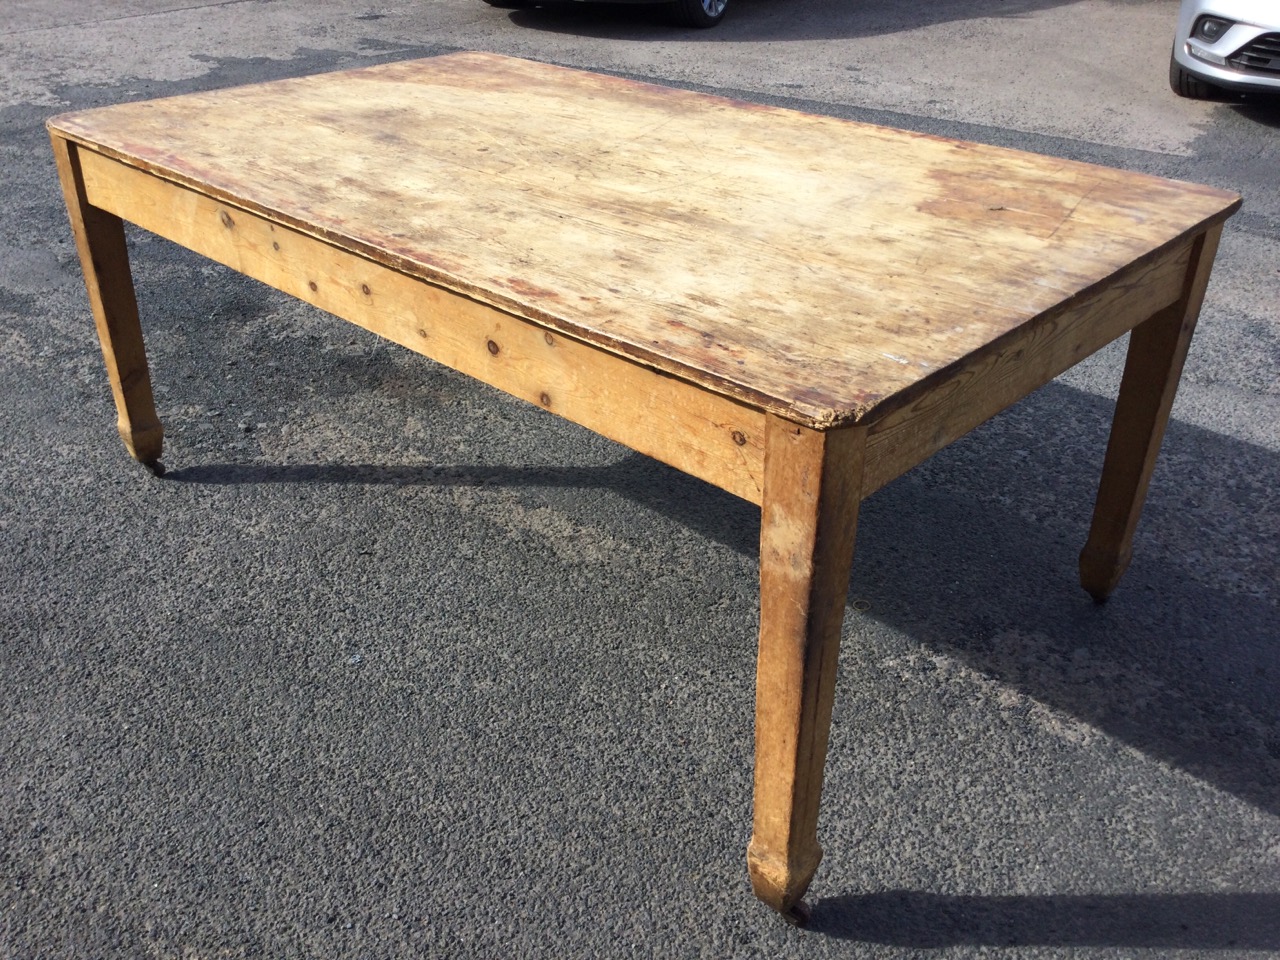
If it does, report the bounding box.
[1079,543,1128,604]
[778,901,808,926]
[782,899,813,927]
[747,840,821,918]
[121,424,164,467]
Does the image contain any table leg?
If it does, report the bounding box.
[1079,225,1224,602]
[748,416,865,922]
[50,135,164,470]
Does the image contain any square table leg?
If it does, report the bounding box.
[50,136,164,469]
[748,415,866,921]
[1079,224,1224,602]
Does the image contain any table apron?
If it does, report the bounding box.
[861,239,1195,495]
[75,146,768,504]
[74,144,1198,508]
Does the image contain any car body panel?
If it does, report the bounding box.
[1173,0,1280,93]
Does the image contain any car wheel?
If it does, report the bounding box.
[1169,50,1219,99]
[672,0,727,28]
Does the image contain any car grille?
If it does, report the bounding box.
[1228,33,1280,75]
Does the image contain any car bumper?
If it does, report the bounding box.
[1174,22,1280,92]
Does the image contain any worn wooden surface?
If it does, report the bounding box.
[1079,225,1224,601]
[47,52,1241,431]
[73,147,768,502]
[861,237,1194,495]
[750,417,865,917]
[49,134,163,465]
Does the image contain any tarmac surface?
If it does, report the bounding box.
[1,1,1278,957]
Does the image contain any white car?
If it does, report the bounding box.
[1171,0,1280,97]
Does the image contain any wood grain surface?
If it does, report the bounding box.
[47,52,1241,429]
[74,147,769,502]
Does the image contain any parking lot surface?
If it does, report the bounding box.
[1,1,1277,957]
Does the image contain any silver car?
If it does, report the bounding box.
[1171,0,1280,97]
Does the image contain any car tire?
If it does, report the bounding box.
[1169,50,1219,99]
[671,0,727,28]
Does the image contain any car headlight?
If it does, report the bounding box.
[1193,16,1233,43]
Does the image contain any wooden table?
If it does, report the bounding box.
[48,52,1240,922]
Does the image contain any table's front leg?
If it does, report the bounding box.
[1079,224,1224,601]
[749,416,865,923]
[50,136,163,471]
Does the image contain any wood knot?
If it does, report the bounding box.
[543,332,555,347]
[360,283,372,296]
[539,392,552,407]
[486,339,500,356]
[732,431,748,446]
[307,280,318,292]
[219,210,234,229]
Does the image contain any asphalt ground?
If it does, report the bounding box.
[1,1,1278,957]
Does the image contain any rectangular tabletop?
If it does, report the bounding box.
[48,52,1239,432]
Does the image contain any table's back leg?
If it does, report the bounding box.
[1079,224,1224,602]
[748,416,865,922]
[49,135,163,471]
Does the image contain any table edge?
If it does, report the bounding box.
[45,118,1243,433]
